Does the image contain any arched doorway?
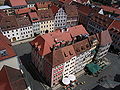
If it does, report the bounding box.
[12,37,16,41]
[45,30,49,33]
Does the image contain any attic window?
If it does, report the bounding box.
[0,50,8,57]
[69,51,73,55]
[81,46,84,50]
[32,18,38,21]
[64,52,68,57]
[7,26,10,28]
[86,44,89,48]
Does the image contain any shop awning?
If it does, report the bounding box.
[86,63,101,74]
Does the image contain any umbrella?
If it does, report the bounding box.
[62,78,70,85]
[68,74,76,81]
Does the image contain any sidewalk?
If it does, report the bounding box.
[12,37,35,46]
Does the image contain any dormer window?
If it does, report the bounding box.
[64,52,68,57]
[0,50,8,57]
[69,51,73,55]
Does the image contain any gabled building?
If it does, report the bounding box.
[50,5,67,29]
[0,15,34,42]
[108,20,120,51]
[87,13,114,34]
[4,0,27,9]
[0,65,29,90]
[0,33,19,70]
[30,25,93,87]
[95,30,112,60]
[64,4,79,28]
[28,12,40,35]
[36,9,54,35]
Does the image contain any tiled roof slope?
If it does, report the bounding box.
[108,20,120,32]
[30,25,88,56]
[0,33,16,61]
[0,65,27,90]
[35,1,52,9]
[67,25,89,37]
[45,45,76,67]
[101,5,120,15]
[90,13,114,28]
[64,4,78,17]
[36,9,54,21]
[96,30,112,46]
[0,15,19,31]
[6,0,27,7]
[28,12,40,22]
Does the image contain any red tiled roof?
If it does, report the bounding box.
[90,13,114,28]
[73,38,91,55]
[35,1,52,9]
[59,0,72,4]
[68,25,89,37]
[50,5,59,15]
[101,5,120,15]
[0,65,27,90]
[64,4,78,17]
[96,30,112,46]
[28,12,40,22]
[0,33,16,61]
[45,45,76,67]
[8,0,27,7]
[78,5,100,16]
[30,25,88,56]
[15,7,36,14]
[108,20,120,32]
[75,0,89,3]
[36,9,54,21]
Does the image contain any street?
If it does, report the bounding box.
[13,42,120,90]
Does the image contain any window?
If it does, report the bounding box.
[8,35,10,37]
[12,34,14,36]
[4,32,6,34]
[0,50,8,57]
[16,33,18,35]
[17,37,19,39]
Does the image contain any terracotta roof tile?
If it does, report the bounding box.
[90,13,114,28]
[0,65,27,90]
[28,12,40,22]
[75,0,89,3]
[68,25,89,37]
[8,0,27,7]
[64,4,78,17]
[35,1,52,9]
[16,16,32,28]
[59,0,72,4]
[108,20,120,32]
[15,7,36,14]
[101,5,120,15]
[0,33,16,61]
[77,5,100,16]
[0,15,19,31]
[73,39,91,55]
[96,30,112,46]
[45,45,76,67]
[36,9,54,21]
[50,5,59,15]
